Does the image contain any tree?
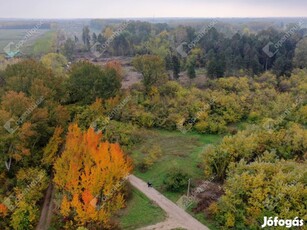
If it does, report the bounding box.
[0,91,38,164]
[41,53,68,77]
[97,33,105,44]
[3,60,66,102]
[96,34,106,53]
[272,56,292,77]
[10,168,48,230]
[103,27,114,39]
[67,62,121,104]
[96,67,122,99]
[144,31,171,59]
[132,55,167,92]
[211,159,307,229]
[42,126,64,166]
[294,37,307,69]
[53,124,132,227]
[74,35,79,43]
[82,26,91,50]
[207,58,225,79]
[92,32,97,44]
[4,60,53,95]
[63,38,75,61]
[172,55,181,79]
[112,32,132,56]
[187,57,196,79]
[203,122,307,181]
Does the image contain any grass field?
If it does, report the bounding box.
[131,130,221,202]
[0,29,51,56]
[0,29,28,50]
[129,129,221,228]
[28,30,57,57]
[118,188,166,230]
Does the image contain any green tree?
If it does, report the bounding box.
[97,33,105,44]
[63,38,75,61]
[82,26,91,50]
[92,32,97,44]
[294,37,307,69]
[68,62,121,104]
[3,60,66,102]
[187,57,196,79]
[272,56,292,77]
[10,168,49,230]
[41,53,68,77]
[132,55,167,93]
[172,55,181,79]
[207,58,225,79]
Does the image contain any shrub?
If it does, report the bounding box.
[138,145,162,172]
[163,167,190,192]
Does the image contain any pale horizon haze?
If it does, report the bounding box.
[0,0,307,19]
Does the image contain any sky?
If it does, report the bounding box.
[0,0,307,19]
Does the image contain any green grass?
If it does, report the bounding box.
[131,129,221,202]
[0,29,51,56]
[118,188,166,230]
[129,129,221,228]
[29,30,56,56]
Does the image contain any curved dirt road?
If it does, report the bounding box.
[128,175,209,230]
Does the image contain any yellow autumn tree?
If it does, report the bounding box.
[53,124,132,227]
[42,126,64,166]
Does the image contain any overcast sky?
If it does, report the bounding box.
[1,0,307,18]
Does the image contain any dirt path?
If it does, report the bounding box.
[36,183,55,230]
[128,175,210,230]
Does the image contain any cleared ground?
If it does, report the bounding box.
[131,130,221,201]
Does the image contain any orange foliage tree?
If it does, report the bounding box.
[53,124,132,227]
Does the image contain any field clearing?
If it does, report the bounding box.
[131,130,222,202]
[130,130,222,228]
[0,29,27,49]
[0,29,51,56]
[28,30,57,56]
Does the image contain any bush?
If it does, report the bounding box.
[163,167,190,192]
[138,144,162,172]
[136,111,155,128]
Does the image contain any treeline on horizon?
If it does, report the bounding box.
[0,22,51,30]
[75,19,307,78]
